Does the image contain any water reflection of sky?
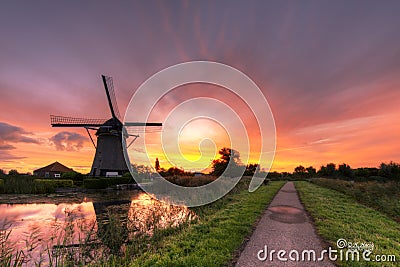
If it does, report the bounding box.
[0,201,96,251]
[1,202,95,226]
[0,192,193,253]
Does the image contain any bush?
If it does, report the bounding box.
[33,179,74,193]
[33,179,56,193]
[61,171,84,181]
[61,172,84,186]
[83,179,110,189]
[263,178,271,185]
[0,179,4,193]
[112,177,133,185]
[53,179,74,187]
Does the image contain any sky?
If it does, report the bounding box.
[1,0,400,174]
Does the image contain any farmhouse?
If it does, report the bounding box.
[33,161,74,178]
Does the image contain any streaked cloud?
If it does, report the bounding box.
[0,122,39,145]
[0,151,25,161]
[0,1,400,172]
[0,122,40,162]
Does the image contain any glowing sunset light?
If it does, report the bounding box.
[1,1,400,174]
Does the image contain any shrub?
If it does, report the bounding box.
[32,179,74,193]
[122,172,132,178]
[33,179,56,193]
[263,178,271,185]
[61,171,84,181]
[53,179,74,187]
[112,177,132,185]
[83,178,110,189]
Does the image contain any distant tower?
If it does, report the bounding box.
[155,158,160,172]
[51,75,162,176]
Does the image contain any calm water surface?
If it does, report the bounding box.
[0,191,193,265]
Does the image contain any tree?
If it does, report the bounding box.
[8,169,19,176]
[306,166,317,177]
[131,164,154,181]
[294,165,306,175]
[166,167,185,176]
[317,163,336,177]
[0,169,5,177]
[326,163,336,177]
[211,147,243,177]
[379,161,400,180]
[267,171,281,180]
[244,163,259,176]
[338,163,353,178]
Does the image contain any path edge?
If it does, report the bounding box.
[228,181,286,267]
[294,180,338,267]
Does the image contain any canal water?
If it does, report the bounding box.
[0,190,194,265]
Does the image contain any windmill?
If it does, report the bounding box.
[51,75,162,177]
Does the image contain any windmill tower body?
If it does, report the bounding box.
[90,118,128,176]
[50,75,161,177]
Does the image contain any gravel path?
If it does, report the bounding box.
[235,182,335,266]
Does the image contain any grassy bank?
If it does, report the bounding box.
[296,181,399,267]
[103,180,285,266]
[310,178,400,222]
[1,179,284,266]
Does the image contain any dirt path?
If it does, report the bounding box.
[235,182,334,266]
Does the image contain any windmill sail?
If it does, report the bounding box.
[50,75,162,177]
[51,115,107,127]
[102,75,121,120]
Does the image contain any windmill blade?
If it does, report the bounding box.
[124,122,163,135]
[124,122,162,127]
[51,115,107,127]
[102,75,121,120]
[126,134,139,148]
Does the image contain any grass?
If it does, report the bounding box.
[165,175,217,187]
[103,180,285,266]
[310,178,400,222]
[1,178,284,266]
[296,181,400,266]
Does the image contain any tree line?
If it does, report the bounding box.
[291,161,400,181]
[1,147,399,182]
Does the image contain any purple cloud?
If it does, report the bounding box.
[50,131,87,151]
[0,122,39,145]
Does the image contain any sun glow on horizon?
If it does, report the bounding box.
[1,2,400,174]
